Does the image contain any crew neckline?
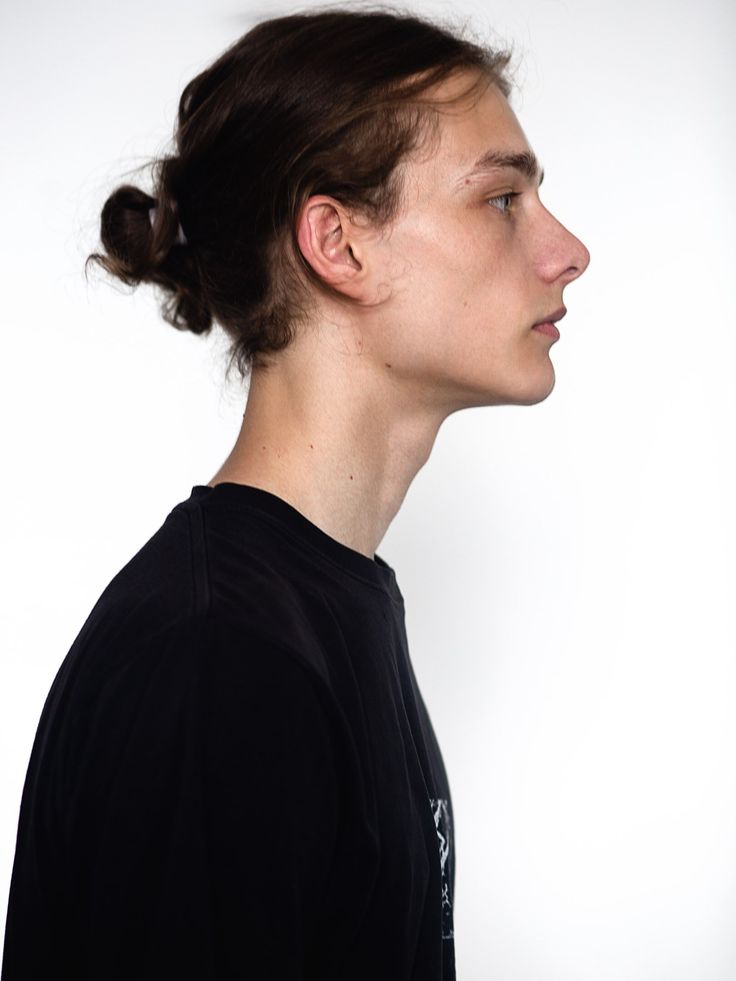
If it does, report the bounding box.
[189,482,401,598]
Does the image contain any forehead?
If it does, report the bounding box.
[413,73,534,184]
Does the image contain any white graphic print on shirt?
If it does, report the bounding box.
[429,796,453,939]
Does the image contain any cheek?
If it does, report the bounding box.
[383,214,517,344]
[411,234,492,306]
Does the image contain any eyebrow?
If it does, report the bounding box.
[458,149,545,187]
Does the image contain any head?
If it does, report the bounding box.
[87,3,589,412]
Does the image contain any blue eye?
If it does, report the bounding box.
[487,192,521,215]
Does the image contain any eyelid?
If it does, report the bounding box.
[486,191,522,214]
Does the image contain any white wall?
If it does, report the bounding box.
[2,0,734,977]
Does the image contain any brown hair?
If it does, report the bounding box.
[85,2,515,384]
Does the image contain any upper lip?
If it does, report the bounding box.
[532,306,567,327]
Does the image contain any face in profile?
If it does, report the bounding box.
[359,70,591,414]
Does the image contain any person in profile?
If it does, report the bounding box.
[1,4,589,979]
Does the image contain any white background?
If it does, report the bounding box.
[2,0,735,977]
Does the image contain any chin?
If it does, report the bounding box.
[510,370,557,406]
[442,363,556,412]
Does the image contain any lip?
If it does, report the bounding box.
[532,321,560,340]
[531,306,567,328]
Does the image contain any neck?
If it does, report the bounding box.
[206,342,450,561]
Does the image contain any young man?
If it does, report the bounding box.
[207,69,589,547]
[2,42,588,981]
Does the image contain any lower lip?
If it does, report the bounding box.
[532,322,560,339]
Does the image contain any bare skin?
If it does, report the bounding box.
[207,69,590,560]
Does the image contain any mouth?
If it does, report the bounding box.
[531,306,567,329]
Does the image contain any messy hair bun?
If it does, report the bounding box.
[88,159,211,336]
[85,4,514,383]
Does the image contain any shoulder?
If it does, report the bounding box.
[74,497,331,683]
[145,614,332,710]
[97,613,335,717]
[55,613,338,769]
[60,615,340,801]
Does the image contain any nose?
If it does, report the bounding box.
[537,209,591,286]
[564,231,591,285]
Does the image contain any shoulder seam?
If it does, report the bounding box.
[183,497,211,617]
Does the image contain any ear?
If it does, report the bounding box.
[295,195,369,301]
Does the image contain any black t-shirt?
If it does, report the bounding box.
[1,482,456,980]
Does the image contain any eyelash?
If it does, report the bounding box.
[487,192,521,215]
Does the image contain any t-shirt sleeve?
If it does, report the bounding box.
[78,615,339,979]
